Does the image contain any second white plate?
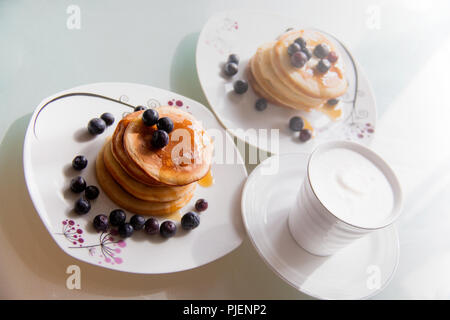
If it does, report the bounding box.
[197,11,377,154]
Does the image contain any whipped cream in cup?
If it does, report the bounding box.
[288,141,403,256]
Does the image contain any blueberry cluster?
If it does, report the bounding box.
[287,38,339,74]
[223,54,269,112]
[222,53,250,96]
[140,108,174,149]
[287,36,312,68]
[288,116,312,142]
[87,113,115,135]
[92,198,208,239]
[70,155,100,214]
[223,53,240,77]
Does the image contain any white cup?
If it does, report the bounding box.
[288,141,403,256]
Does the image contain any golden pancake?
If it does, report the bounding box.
[103,139,196,202]
[250,42,325,111]
[96,141,194,216]
[124,106,213,186]
[111,111,163,186]
[273,30,347,99]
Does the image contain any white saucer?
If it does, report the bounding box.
[197,11,377,154]
[241,153,399,299]
[23,82,247,274]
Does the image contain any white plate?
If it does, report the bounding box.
[241,153,399,299]
[23,82,247,274]
[196,11,377,154]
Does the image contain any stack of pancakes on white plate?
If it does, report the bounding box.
[96,106,213,216]
[248,29,347,117]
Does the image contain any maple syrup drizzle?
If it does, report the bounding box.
[198,170,214,187]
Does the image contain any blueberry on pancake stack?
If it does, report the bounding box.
[96,106,214,216]
[248,29,347,116]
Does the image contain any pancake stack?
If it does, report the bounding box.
[248,29,347,114]
[96,106,214,216]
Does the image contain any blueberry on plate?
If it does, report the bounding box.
[151,130,169,149]
[233,80,248,94]
[223,62,238,77]
[72,155,88,171]
[70,176,86,193]
[100,113,115,126]
[317,59,331,73]
[160,221,177,238]
[134,105,146,112]
[85,185,100,200]
[327,98,339,106]
[74,197,91,215]
[290,51,308,68]
[144,218,160,235]
[157,117,174,133]
[255,98,267,111]
[195,199,208,212]
[313,43,330,59]
[294,37,307,49]
[228,53,239,64]
[109,209,126,227]
[130,214,146,231]
[142,109,159,127]
[287,42,301,56]
[87,118,106,135]
[289,116,305,132]
[300,129,312,142]
[93,214,109,232]
[118,223,134,238]
[181,212,200,230]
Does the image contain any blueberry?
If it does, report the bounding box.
[223,62,238,77]
[151,130,169,149]
[160,221,177,238]
[327,98,339,106]
[287,42,301,56]
[100,113,115,126]
[300,129,312,142]
[317,59,331,73]
[157,117,174,133]
[118,223,134,238]
[289,116,304,132]
[327,51,338,63]
[93,214,109,232]
[181,212,200,230]
[313,43,330,59]
[72,155,88,171]
[233,80,248,94]
[255,98,267,111]
[142,109,159,127]
[144,218,160,235]
[301,47,312,60]
[70,176,86,193]
[130,214,146,231]
[85,185,100,200]
[294,37,307,49]
[74,197,91,215]
[87,118,106,135]
[228,53,239,64]
[290,51,308,68]
[195,199,208,212]
[134,106,146,112]
[109,209,126,227]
